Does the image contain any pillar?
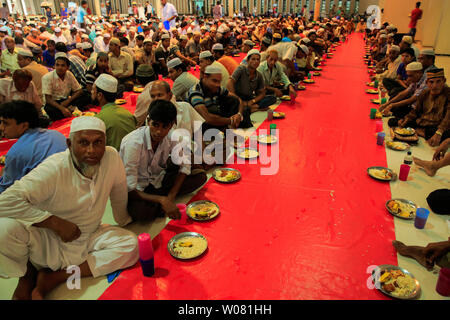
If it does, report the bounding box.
[313,0,321,20]
[228,0,234,16]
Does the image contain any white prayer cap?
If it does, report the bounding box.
[246,49,260,59]
[187,27,193,33]
[388,33,394,37]
[55,52,68,60]
[379,34,387,39]
[70,116,106,135]
[389,45,400,52]
[193,31,201,36]
[170,27,177,31]
[421,48,435,56]
[179,34,188,40]
[205,65,222,75]
[244,40,254,46]
[401,35,413,44]
[405,61,423,71]
[81,42,92,50]
[298,44,309,55]
[61,25,68,29]
[199,51,213,59]
[212,43,224,51]
[18,49,33,58]
[167,57,182,69]
[76,43,83,49]
[143,38,152,44]
[15,23,21,27]
[14,30,23,35]
[55,27,61,32]
[82,34,89,39]
[94,74,118,93]
[103,33,111,38]
[161,33,170,40]
[301,38,311,44]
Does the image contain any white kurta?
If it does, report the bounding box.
[0,147,138,278]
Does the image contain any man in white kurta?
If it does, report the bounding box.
[0,116,139,300]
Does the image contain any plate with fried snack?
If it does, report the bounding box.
[213,168,241,183]
[303,79,315,84]
[273,111,285,119]
[257,134,278,145]
[133,86,144,93]
[366,89,379,94]
[386,140,409,151]
[385,199,416,220]
[371,265,421,299]
[394,127,416,137]
[168,232,208,259]
[237,148,259,159]
[280,95,291,101]
[115,99,127,105]
[367,166,395,181]
[370,99,381,104]
[187,200,220,221]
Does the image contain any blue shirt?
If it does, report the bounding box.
[281,37,292,42]
[43,50,55,68]
[397,62,407,80]
[77,7,87,23]
[0,128,67,193]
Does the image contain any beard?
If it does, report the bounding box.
[70,151,100,179]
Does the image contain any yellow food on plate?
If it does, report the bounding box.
[115,99,127,104]
[133,87,144,93]
[273,112,285,118]
[173,236,207,259]
[215,170,239,182]
[0,155,5,165]
[297,85,306,90]
[387,200,416,218]
[371,99,381,104]
[189,203,219,219]
[369,168,392,180]
[386,141,408,150]
[280,95,291,101]
[303,79,315,83]
[72,110,83,117]
[82,112,96,116]
[313,72,321,76]
[395,128,415,136]
[239,149,259,158]
[258,135,277,144]
[381,270,416,297]
[366,89,378,94]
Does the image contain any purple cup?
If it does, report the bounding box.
[414,208,430,229]
[436,268,450,296]
[376,132,385,145]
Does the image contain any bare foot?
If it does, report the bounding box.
[413,157,438,177]
[392,240,432,270]
[31,268,63,300]
[12,263,37,300]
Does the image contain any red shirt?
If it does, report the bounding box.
[409,8,422,28]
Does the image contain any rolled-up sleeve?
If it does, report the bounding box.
[109,150,132,227]
[119,137,142,192]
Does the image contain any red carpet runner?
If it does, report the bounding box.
[98,34,396,299]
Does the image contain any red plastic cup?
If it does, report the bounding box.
[176,203,187,224]
[130,94,138,105]
[399,164,410,181]
[137,233,154,261]
[375,120,383,132]
[436,268,450,296]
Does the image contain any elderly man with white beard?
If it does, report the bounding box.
[0,116,139,300]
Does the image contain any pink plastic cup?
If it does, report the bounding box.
[137,233,154,261]
[399,164,411,181]
[375,120,383,133]
[176,203,187,224]
[436,268,450,296]
[130,94,138,105]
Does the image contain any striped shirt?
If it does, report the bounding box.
[186,81,229,114]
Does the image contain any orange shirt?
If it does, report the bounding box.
[218,56,239,77]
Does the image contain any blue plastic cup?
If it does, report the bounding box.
[376,132,385,145]
[414,208,430,229]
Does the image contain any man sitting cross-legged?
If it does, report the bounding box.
[120,100,207,222]
[0,116,139,300]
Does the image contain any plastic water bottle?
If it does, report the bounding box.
[403,151,413,165]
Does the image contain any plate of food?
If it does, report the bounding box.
[186,200,220,221]
[367,166,396,181]
[133,86,144,93]
[233,54,241,57]
[280,95,291,101]
[366,81,375,87]
[375,111,383,119]
[303,79,315,84]
[82,111,96,116]
[366,89,379,94]
[257,134,278,145]
[212,168,241,183]
[115,99,127,105]
[394,127,416,137]
[313,71,321,76]
[385,199,416,220]
[237,148,259,159]
[371,265,421,299]
[273,111,285,119]
[0,155,5,165]
[370,99,381,104]
[386,140,409,151]
[315,67,322,71]
[297,84,306,90]
[168,232,208,260]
